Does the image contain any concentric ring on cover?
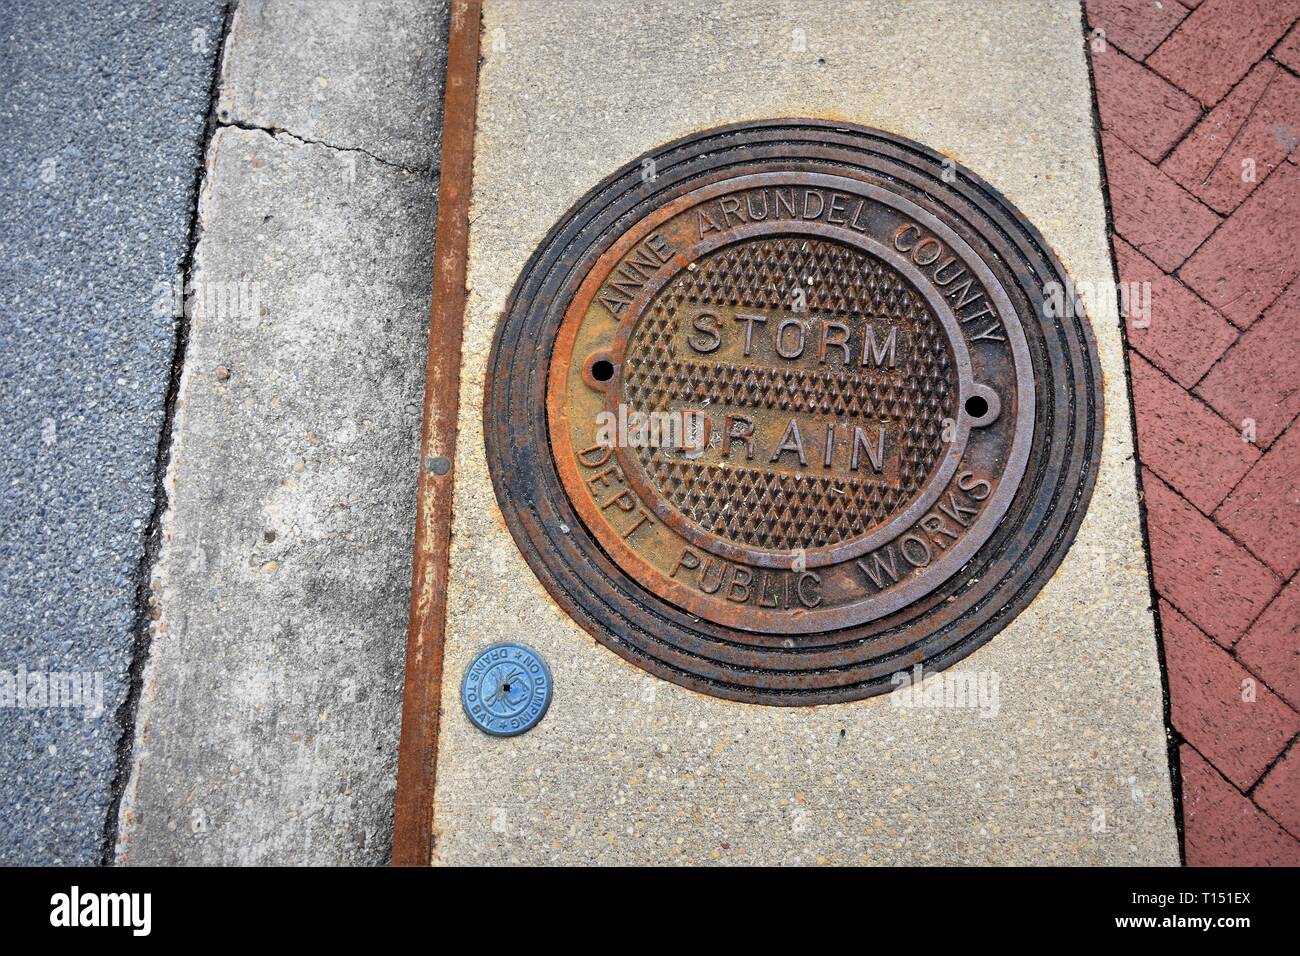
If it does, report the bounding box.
[484,120,1102,706]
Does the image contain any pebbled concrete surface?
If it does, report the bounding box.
[0,0,227,865]
[116,0,447,865]
[430,0,1178,865]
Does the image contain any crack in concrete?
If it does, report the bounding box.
[104,0,443,865]
[100,0,237,866]
[220,119,435,177]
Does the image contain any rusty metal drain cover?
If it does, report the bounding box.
[484,121,1103,705]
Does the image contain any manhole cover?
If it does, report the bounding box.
[484,121,1103,705]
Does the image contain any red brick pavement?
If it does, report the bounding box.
[1087,0,1300,865]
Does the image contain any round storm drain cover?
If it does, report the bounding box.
[484,120,1103,706]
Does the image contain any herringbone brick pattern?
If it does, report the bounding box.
[1087,0,1300,865]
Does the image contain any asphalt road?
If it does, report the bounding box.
[0,0,228,864]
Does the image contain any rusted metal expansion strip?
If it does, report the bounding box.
[392,0,481,867]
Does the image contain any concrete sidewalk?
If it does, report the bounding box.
[115,0,448,865]
[427,0,1177,865]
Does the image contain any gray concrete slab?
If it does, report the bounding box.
[0,0,226,865]
[216,0,442,172]
[430,0,1179,865]
[115,0,447,865]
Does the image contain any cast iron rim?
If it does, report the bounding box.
[483,119,1104,706]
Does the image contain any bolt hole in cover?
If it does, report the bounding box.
[484,121,1103,706]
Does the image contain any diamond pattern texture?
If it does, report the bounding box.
[621,237,955,550]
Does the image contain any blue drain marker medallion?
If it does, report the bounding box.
[461,642,553,737]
